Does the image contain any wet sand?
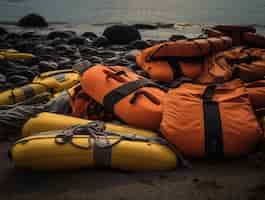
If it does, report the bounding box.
[1,142,265,200]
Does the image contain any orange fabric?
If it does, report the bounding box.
[161,79,262,157]
[212,25,256,46]
[81,65,166,130]
[246,80,265,111]
[197,47,265,83]
[71,86,113,121]
[136,37,232,83]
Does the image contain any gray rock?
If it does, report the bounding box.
[80,47,98,56]
[81,32,98,40]
[0,27,7,36]
[49,38,68,46]
[67,36,88,45]
[88,56,103,64]
[97,50,117,58]
[47,31,75,40]
[132,24,158,30]
[169,34,187,41]
[124,50,141,62]
[39,61,58,72]
[17,13,48,27]
[103,25,141,44]
[0,74,7,83]
[4,33,20,40]
[92,36,110,47]
[8,75,29,85]
[129,40,151,49]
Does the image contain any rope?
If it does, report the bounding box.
[0,104,46,140]
[54,122,191,168]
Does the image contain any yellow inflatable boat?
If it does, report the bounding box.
[10,122,178,171]
[0,69,80,105]
[22,112,158,137]
[32,69,80,92]
[0,49,34,60]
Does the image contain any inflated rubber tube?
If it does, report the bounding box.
[11,122,178,171]
[0,83,50,105]
[136,56,204,83]
[136,37,232,83]
[243,32,265,48]
[22,112,158,138]
[0,70,80,105]
[81,65,166,130]
[140,36,232,59]
[0,50,34,60]
[33,69,80,93]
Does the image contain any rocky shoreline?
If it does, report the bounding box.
[1,14,265,200]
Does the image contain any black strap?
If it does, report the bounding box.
[169,77,193,88]
[54,74,66,82]
[166,57,183,80]
[225,55,261,65]
[22,85,35,99]
[103,79,166,113]
[202,85,224,160]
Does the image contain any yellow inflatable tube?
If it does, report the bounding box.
[0,50,34,60]
[0,70,80,105]
[22,112,158,138]
[11,125,177,171]
[32,69,80,93]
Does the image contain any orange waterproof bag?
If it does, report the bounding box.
[197,47,265,83]
[136,37,232,83]
[81,64,166,130]
[211,25,256,46]
[161,79,262,158]
[71,85,113,121]
[246,80,265,112]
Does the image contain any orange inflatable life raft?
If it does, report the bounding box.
[136,37,232,83]
[80,63,167,130]
[71,85,114,121]
[160,79,262,158]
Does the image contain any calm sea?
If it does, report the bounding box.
[0,0,264,39]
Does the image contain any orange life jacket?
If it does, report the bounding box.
[211,25,256,46]
[160,79,262,158]
[205,25,265,48]
[136,37,232,83]
[246,80,265,113]
[71,85,113,121]
[197,47,265,83]
[81,64,167,130]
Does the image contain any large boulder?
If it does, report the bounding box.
[103,25,141,44]
[17,13,48,27]
[0,27,7,36]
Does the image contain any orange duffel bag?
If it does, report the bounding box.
[210,25,256,46]
[246,80,265,113]
[160,79,262,158]
[81,64,167,130]
[71,85,114,121]
[136,37,232,83]
[197,47,265,83]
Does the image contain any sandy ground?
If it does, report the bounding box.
[0,142,265,200]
